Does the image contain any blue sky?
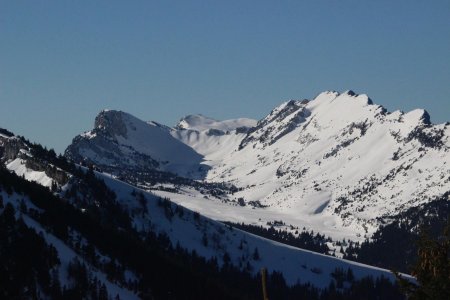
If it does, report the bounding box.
[1,0,449,153]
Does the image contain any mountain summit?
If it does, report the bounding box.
[176,114,257,132]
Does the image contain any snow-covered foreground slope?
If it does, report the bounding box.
[65,90,450,242]
[99,172,410,288]
[1,126,414,291]
[1,190,139,299]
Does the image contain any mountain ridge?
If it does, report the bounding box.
[64,90,450,242]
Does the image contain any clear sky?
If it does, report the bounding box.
[1,1,449,153]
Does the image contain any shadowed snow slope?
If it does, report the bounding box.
[98,171,410,288]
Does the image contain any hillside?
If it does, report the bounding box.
[1,126,407,299]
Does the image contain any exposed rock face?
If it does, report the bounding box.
[0,133,69,186]
[0,136,26,162]
[94,110,128,138]
[206,129,226,136]
[24,158,68,185]
[66,133,160,171]
[239,99,311,149]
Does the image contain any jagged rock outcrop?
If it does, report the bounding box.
[0,135,26,162]
[0,132,69,186]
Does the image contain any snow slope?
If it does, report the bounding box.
[1,190,139,299]
[0,135,58,188]
[98,171,410,288]
[7,158,54,188]
[172,114,257,162]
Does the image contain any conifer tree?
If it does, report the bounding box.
[253,247,260,261]
[395,224,450,300]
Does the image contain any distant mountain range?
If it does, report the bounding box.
[65,90,450,241]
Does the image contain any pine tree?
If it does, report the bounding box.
[395,224,450,300]
[99,283,108,300]
[253,247,260,261]
[2,203,15,226]
[202,232,208,247]
[51,180,58,192]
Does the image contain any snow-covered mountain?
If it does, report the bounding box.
[172,114,257,161]
[175,114,256,132]
[65,91,450,242]
[65,109,205,178]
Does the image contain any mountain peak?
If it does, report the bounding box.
[94,109,129,138]
[176,114,257,132]
[311,90,374,107]
[176,114,218,130]
[403,108,431,125]
[345,89,357,96]
[331,91,373,106]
